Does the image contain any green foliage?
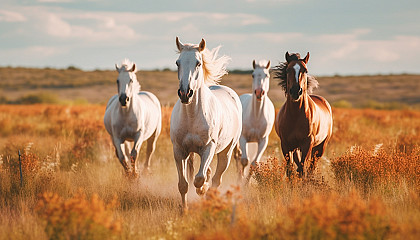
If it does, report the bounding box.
[332,99,353,108]
[16,93,60,104]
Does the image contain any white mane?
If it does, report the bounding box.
[117,58,141,91]
[179,44,231,86]
[202,46,231,85]
[118,58,135,71]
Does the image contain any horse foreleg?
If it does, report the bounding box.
[239,135,249,181]
[195,141,216,195]
[239,136,249,168]
[213,142,234,188]
[131,135,143,178]
[281,143,293,178]
[300,140,313,178]
[233,143,243,181]
[187,153,195,185]
[144,131,158,174]
[309,139,327,176]
[245,136,269,183]
[174,146,189,212]
[293,150,302,176]
[112,137,130,174]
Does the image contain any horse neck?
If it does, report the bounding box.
[181,83,211,119]
[120,93,140,116]
[251,94,265,116]
[286,92,309,115]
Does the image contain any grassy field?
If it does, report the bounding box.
[1,67,419,239]
[1,66,420,109]
[0,104,419,240]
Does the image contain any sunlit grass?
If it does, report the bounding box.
[0,104,419,239]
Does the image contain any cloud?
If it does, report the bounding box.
[37,0,74,2]
[2,3,420,75]
[0,10,26,22]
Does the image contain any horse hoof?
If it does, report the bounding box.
[125,171,139,180]
[194,176,205,188]
[196,182,210,196]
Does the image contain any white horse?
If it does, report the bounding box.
[104,59,162,177]
[170,37,242,210]
[236,60,275,181]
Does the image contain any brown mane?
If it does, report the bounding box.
[273,53,319,94]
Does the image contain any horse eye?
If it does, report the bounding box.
[130,79,133,83]
[175,61,179,67]
[196,61,201,67]
[116,79,119,84]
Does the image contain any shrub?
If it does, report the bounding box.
[16,93,60,104]
[331,146,420,191]
[275,191,392,240]
[252,156,288,194]
[36,191,121,240]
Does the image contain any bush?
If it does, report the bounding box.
[275,191,392,240]
[331,146,420,191]
[16,93,60,104]
[36,191,121,240]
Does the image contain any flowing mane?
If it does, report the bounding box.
[273,54,318,94]
[118,58,134,71]
[117,58,141,91]
[178,44,230,85]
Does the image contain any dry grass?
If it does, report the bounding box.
[0,104,419,239]
[1,67,420,109]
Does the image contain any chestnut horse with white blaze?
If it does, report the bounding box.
[236,60,275,181]
[274,52,332,177]
[170,37,242,210]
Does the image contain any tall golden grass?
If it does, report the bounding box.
[0,104,419,239]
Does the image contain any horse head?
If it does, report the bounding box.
[252,59,271,101]
[285,51,309,101]
[175,37,206,104]
[115,59,139,107]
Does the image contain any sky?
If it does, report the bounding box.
[1,0,420,76]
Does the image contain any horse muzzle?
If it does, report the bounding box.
[178,88,194,104]
[119,94,130,107]
[254,89,265,101]
[289,85,302,101]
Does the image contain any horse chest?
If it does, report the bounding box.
[174,118,215,152]
[281,116,310,142]
[114,118,141,140]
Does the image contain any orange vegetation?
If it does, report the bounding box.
[0,104,419,239]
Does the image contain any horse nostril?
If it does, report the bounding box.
[177,89,182,98]
[187,89,193,98]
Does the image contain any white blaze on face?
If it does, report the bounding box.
[293,63,300,83]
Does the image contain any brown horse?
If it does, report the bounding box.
[274,52,333,177]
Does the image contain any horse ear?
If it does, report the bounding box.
[303,52,310,64]
[252,60,256,69]
[130,63,137,72]
[198,38,206,52]
[115,64,120,73]
[285,51,291,63]
[176,36,183,51]
[266,60,271,69]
